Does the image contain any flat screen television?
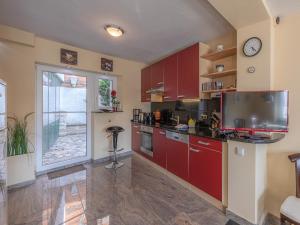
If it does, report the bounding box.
[221,91,288,132]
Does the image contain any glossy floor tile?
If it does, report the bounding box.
[7,154,230,225]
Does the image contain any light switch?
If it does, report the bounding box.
[235,147,246,157]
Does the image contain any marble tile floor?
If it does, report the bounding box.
[8,154,233,225]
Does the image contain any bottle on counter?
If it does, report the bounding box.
[188,118,196,128]
[154,109,161,122]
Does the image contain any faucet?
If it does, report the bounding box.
[170,115,180,125]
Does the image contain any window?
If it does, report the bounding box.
[97,75,117,109]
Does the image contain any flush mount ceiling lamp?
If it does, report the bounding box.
[104,24,124,37]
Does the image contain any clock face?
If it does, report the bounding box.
[243,37,262,57]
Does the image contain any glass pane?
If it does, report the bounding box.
[0,84,6,114]
[42,72,87,166]
[98,78,113,108]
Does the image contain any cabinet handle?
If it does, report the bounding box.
[177,95,185,98]
[198,141,210,146]
[190,147,201,153]
[163,96,170,99]
[157,82,164,85]
[159,131,166,135]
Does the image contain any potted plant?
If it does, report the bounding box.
[7,112,35,186]
[111,90,120,112]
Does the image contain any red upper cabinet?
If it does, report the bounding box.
[151,61,164,88]
[153,128,167,168]
[178,43,199,99]
[141,66,151,102]
[163,54,178,101]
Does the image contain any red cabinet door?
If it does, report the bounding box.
[151,61,164,89]
[177,43,199,99]
[141,66,151,102]
[189,144,222,201]
[166,139,189,181]
[131,124,141,152]
[163,54,178,101]
[206,147,222,201]
[153,128,167,168]
[189,144,208,191]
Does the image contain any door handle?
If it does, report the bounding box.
[177,95,184,98]
[190,147,201,153]
[159,131,166,135]
[157,82,164,85]
[198,141,210,146]
[163,96,170,99]
[136,132,140,134]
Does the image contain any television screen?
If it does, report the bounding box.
[222,91,288,132]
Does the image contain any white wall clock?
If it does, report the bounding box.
[243,37,262,57]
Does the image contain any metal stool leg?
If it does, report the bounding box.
[105,132,124,169]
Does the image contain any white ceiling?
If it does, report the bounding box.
[265,0,300,17]
[0,0,234,63]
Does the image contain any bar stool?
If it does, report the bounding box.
[280,153,300,225]
[105,126,125,169]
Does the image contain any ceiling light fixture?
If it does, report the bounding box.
[104,24,124,37]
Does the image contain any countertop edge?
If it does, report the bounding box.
[131,122,286,144]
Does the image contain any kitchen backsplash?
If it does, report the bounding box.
[151,98,220,124]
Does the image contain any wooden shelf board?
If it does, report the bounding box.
[202,88,237,94]
[201,69,237,79]
[201,47,237,61]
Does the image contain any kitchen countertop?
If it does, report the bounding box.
[229,133,285,144]
[131,121,227,142]
[131,121,285,144]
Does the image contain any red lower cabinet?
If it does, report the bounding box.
[166,138,189,181]
[189,143,222,201]
[153,128,167,168]
[131,124,140,153]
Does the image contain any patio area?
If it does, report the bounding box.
[42,125,87,166]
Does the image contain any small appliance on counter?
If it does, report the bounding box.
[154,109,161,122]
[138,112,144,123]
[133,109,141,122]
[142,113,155,125]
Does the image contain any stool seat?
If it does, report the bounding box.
[280,196,300,223]
[106,126,125,134]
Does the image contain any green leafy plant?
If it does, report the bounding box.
[7,112,34,157]
[99,78,112,107]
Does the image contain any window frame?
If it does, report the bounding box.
[94,74,118,111]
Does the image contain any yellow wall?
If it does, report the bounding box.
[237,19,274,91]
[0,24,149,185]
[266,13,300,217]
[0,34,36,185]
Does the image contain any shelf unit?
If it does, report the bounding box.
[202,88,237,94]
[201,47,237,61]
[201,46,237,95]
[201,69,237,79]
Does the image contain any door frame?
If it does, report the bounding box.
[35,64,93,173]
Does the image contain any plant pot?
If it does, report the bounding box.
[7,153,35,187]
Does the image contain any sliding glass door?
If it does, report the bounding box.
[36,65,91,172]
